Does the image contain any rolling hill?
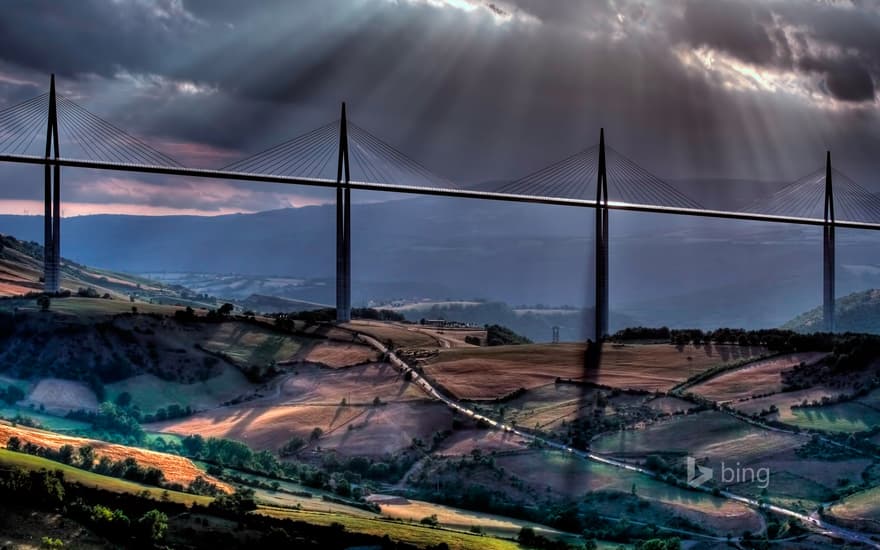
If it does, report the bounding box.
[0,232,189,302]
[4,190,880,332]
[784,288,880,334]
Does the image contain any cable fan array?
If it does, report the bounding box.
[0,92,180,166]
[739,167,880,224]
[8,88,880,226]
[222,121,456,190]
[488,144,704,209]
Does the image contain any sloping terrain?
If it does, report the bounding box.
[0,233,180,300]
[0,421,230,491]
[785,288,880,334]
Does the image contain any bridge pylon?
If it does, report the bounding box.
[44,74,61,293]
[594,128,609,344]
[823,151,835,333]
[336,103,352,323]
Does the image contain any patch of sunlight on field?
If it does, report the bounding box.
[12,297,181,316]
[788,402,880,433]
[201,323,304,365]
[257,506,521,550]
[0,448,211,507]
[830,485,880,529]
[375,497,572,540]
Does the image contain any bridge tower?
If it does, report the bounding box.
[336,103,352,323]
[823,151,835,333]
[594,129,609,343]
[43,74,61,293]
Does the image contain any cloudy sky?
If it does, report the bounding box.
[1,0,879,216]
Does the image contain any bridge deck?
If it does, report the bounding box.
[2,153,879,231]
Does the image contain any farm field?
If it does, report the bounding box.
[371,495,571,540]
[478,383,606,431]
[495,450,764,535]
[259,506,522,550]
[433,428,528,456]
[0,405,91,432]
[274,362,426,404]
[688,352,827,402]
[2,296,182,317]
[644,396,697,414]
[148,361,448,455]
[23,378,100,414]
[106,365,256,412]
[590,411,874,510]
[733,386,845,419]
[423,343,766,400]
[828,485,880,533]
[0,448,214,507]
[199,321,306,366]
[788,401,880,433]
[776,386,880,433]
[298,341,380,367]
[0,421,229,491]
[345,320,442,349]
[591,411,802,463]
[151,400,452,456]
[409,327,486,348]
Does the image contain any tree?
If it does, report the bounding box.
[310,427,323,442]
[58,444,75,465]
[78,445,95,469]
[279,436,305,456]
[6,436,21,451]
[210,488,258,515]
[137,509,168,543]
[37,295,50,312]
[181,434,205,457]
[420,514,439,527]
[218,303,234,316]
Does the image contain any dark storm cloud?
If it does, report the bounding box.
[679,0,779,67]
[1,0,880,215]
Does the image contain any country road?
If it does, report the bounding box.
[351,330,880,548]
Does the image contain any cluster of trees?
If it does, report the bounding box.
[67,402,145,443]
[143,403,194,423]
[6,438,167,487]
[827,334,880,373]
[0,463,175,545]
[667,328,834,352]
[352,308,405,322]
[76,287,112,299]
[612,327,671,341]
[0,459,460,548]
[486,324,532,346]
[518,527,594,550]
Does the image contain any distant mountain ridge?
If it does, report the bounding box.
[3,183,880,331]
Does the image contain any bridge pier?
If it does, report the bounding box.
[594,128,609,343]
[823,151,835,333]
[336,103,352,323]
[43,74,61,294]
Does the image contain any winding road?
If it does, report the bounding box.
[352,331,880,548]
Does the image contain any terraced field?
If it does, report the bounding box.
[423,343,766,400]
